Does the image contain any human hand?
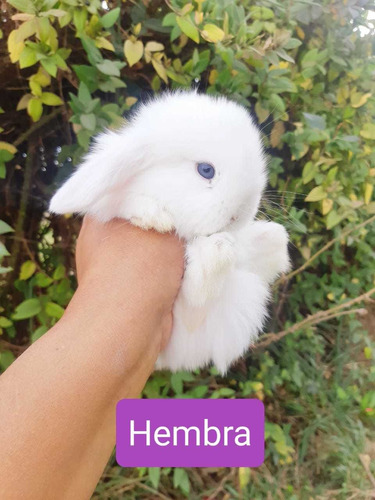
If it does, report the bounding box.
[65,216,185,381]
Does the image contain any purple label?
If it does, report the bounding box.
[116,399,264,467]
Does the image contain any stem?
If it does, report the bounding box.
[14,108,61,147]
[9,142,35,272]
[256,287,375,349]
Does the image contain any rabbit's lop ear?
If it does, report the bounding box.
[49,127,144,219]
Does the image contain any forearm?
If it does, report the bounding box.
[0,220,184,500]
[0,285,161,499]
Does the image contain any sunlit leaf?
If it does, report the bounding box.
[124,39,143,66]
[19,260,36,280]
[176,16,199,43]
[201,23,225,43]
[305,186,326,202]
[27,97,43,122]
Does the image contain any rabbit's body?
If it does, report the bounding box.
[50,91,289,373]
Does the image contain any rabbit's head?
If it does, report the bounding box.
[50,92,266,239]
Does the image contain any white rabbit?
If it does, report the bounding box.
[50,91,290,373]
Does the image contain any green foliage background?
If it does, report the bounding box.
[0,0,375,497]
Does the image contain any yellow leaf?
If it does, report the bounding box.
[300,78,312,90]
[40,92,63,106]
[296,26,305,39]
[19,261,36,281]
[350,91,371,108]
[131,22,141,35]
[151,54,168,83]
[201,23,225,43]
[194,11,203,25]
[305,185,326,202]
[364,183,373,205]
[124,39,144,67]
[360,123,375,140]
[0,142,17,154]
[208,69,218,85]
[255,102,269,124]
[14,19,37,44]
[322,198,333,215]
[125,97,138,107]
[8,30,25,63]
[30,67,51,87]
[95,36,114,52]
[270,121,285,148]
[238,467,251,490]
[17,94,32,110]
[145,41,164,52]
[27,97,43,122]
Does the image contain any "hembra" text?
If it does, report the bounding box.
[129,419,251,447]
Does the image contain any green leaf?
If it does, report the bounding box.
[0,351,15,371]
[19,260,36,280]
[41,58,57,77]
[77,82,92,105]
[0,242,10,258]
[303,112,326,130]
[35,273,53,287]
[101,7,120,28]
[41,92,63,106]
[162,12,176,27]
[173,468,190,495]
[0,316,12,328]
[0,266,13,274]
[176,16,199,43]
[148,467,160,489]
[7,0,35,14]
[80,113,96,131]
[326,210,342,229]
[96,59,121,76]
[170,373,184,394]
[284,38,302,49]
[27,97,43,122]
[73,8,87,33]
[13,298,41,320]
[0,220,14,235]
[305,186,326,202]
[19,46,38,68]
[45,301,65,319]
[81,35,103,65]
[31,325,48,343]
[302,161,318,184]
[53,264,65,280]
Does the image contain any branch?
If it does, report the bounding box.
[276,214,375,286]
[256,287,375,349]
[13,108,62,147]
[0,340,28,354]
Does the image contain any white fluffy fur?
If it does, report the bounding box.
[50,91,290,373]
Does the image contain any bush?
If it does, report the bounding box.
[1,0,374,497]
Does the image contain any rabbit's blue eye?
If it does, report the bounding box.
[197,163,215,180]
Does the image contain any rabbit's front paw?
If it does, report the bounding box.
[182,232,235,307]
[241,221,290,283]
[258,222,290,277]
[122,196,174,233]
